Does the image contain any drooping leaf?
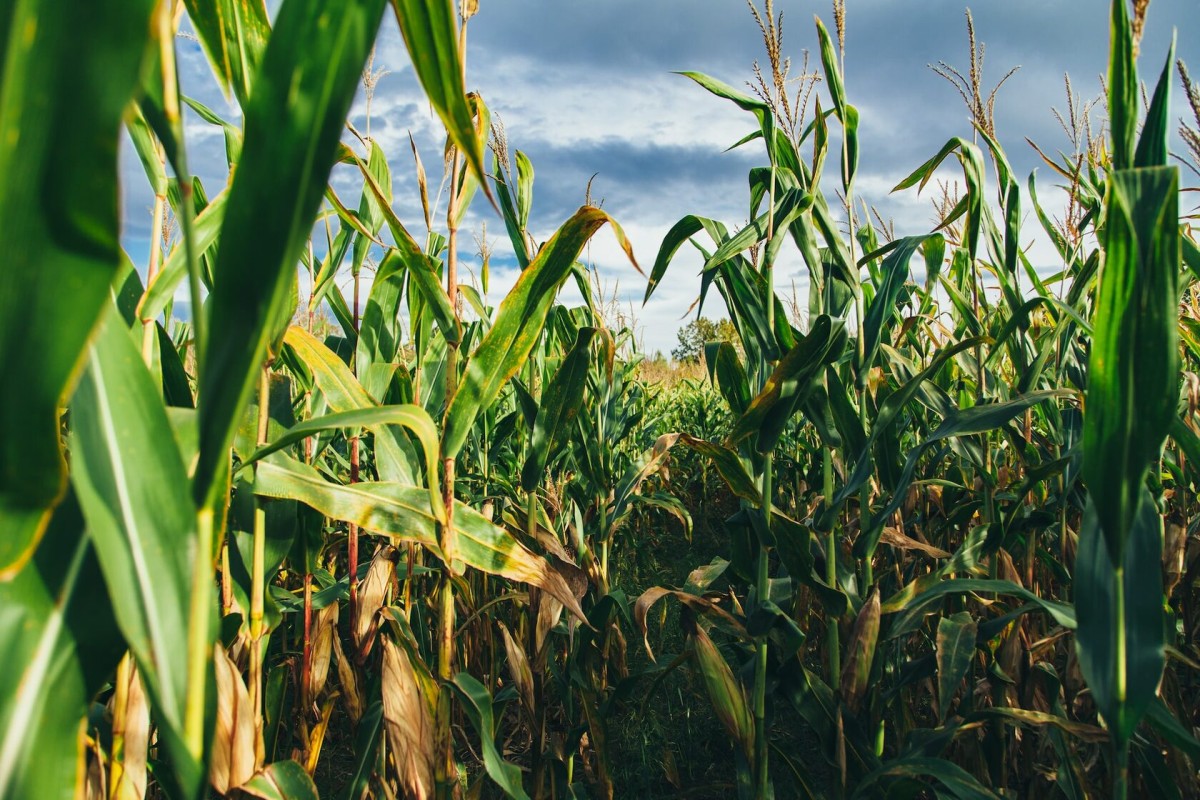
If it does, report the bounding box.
[254,457,586,621]
[886,578,1076,639]
[860,235,942,377]
[450,674,531,800]
[443,207,637,458]
[851,755,1000,800]
[242,404,444,523]
[726,315,846,453]
[240,760,320,800]
[521,328,598,490]
[283,326,417,485]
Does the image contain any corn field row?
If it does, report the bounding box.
[1,0,1199,798]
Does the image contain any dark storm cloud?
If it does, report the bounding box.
[118,1,1199,351]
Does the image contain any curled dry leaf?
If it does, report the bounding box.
[879,526,951,559]
[84,734,106,800]
[354,545,397,655]
[333,630,364,724]
[307,601,339,705]
[210,642,263,795]
[380,637,436,800]
[110,654,150,800]
[634,586,749,663]
[498,621,535,719]
[1164,520,1186,597]
[534,592,563,660]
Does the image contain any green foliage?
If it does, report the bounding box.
[3,1,1200,799]
[671,316,738,363]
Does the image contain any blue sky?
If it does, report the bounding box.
[120,0,1199,356]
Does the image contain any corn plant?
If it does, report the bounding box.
[638,1,1200,797]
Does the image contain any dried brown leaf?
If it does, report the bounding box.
[210,643,262,794]
[381,637,436,800]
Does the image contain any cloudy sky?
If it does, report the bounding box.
[121,0,1199,356]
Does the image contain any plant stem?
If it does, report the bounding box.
[753,104,779,799]
[823,448,841,685]
[184,506,214,758]
[754,456,773,797]
[249,364,270,734]
[348,265,362,618]
[1114,565,1129,799]
[156,3,204,365]
[141,186,165,366]
[436,121,464,799]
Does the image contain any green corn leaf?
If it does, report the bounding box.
[126,103,168,196]
[643,214,724,303]
[886,578,1076,639]
[860,235,942,377]
[181,0,271,105]
[1074,492,1166,747]
[338,701,384,800]
[936,612,977,722]
[1135,38,1176,168]
[450,674,531,800]
[240,759,320,800]
[835,388,1065,554]
[814,16,846,120]
[725,315,846,453]
[1084,166,1179,565]
[350,140,393,278]
[842,104,860,193]
[352,155,462,347]
[254,456,586,622]
[69,307,202,799]
[1146,698,1200,761]
[0,499,123,800]
[675,435,764,506]
[390,0,492,202]
[515,150,535,230]
[703,189,812,274]
[195,0,388,510]
[356,250,408,380]
[1107,0,1137,170]
[706,341,752,416]
[138,189,228,322]
[522,328,599,491]
[158,322,196,408]
[678,71,776,160]
[242,405,444,524]
[282,326,417,485]
[182,95,244,168]
[443,206,637,458]
[851,755,1000,800]
[0,0,154,576]
[403,249,461,346]
[690,624,754,766]
[892,138,984,260]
